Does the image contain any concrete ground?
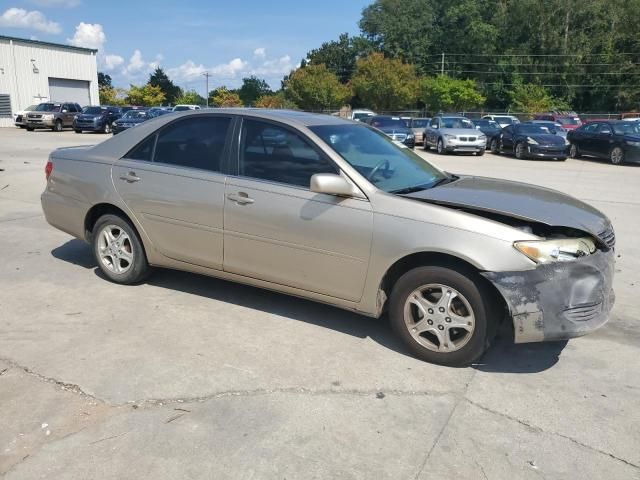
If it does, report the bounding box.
[0,127,638,479]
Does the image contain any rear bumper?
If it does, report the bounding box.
[41,189,88,240]
[482,249,615,343]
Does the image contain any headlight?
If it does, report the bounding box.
[626,140,640,147]
[513,237,596,263]
[42,114,54,120]
[407,133,415,139]
[564,138,571,145]
[444,134,457,140]
[526,136,538,145]
[478,135,486,141]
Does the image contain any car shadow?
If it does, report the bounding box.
[51,238,566,373]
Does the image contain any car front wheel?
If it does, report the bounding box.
[437,138,446,155]
[515,142,526,159]
[52,119,63,132]
[92,214,150,284]
[388,266,495,366]
[103,122,112,134]
[490,138,499,154]
[569,143,580,158]
[610,146,624,165]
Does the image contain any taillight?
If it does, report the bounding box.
[45,161,53,180]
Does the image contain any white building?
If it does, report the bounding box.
[0,35,99,127]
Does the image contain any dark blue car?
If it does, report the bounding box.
[73,106,122,134]
[364,115,415,148]
[567,120,640,165]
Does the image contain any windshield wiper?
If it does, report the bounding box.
[429,175,458,189]
[391,184,430,194]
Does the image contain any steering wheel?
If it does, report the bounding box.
[367,159,392,181]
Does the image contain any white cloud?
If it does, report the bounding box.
[104,54,124,70]
[67,22,105,51]
[253,47,266,59]
[0,7,61,34]
[125,49,146,74]
[168,58,248,83]
[29,0,81,7]
[252,55,294,77]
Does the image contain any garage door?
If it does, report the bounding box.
[48,78,91,106]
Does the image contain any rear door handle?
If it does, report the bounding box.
[227,192,254,205]
[119,171,140,183]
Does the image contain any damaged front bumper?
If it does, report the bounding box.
[482,249,615,343]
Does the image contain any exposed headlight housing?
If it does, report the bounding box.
[513,237,596,263]
[526,136,539,145]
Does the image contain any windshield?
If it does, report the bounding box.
[25,105,38,111]
[82,106,105,114]
[613,122,640,135]
[369,117,406,129]
[310,124,447,193]
[494,116,518,125]
[517,124,552,135]
[35,103,61,112]
[353,112,373,121]
[474,120,499,129]
[173,106,191,111]
[442,117,474,129]
[122,110,148,119]
[410,119,430,128]
[557,116,581,126]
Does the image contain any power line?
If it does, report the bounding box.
[428,61,640,67]
[427,52,640,57]
[435,69,639,75]
[477,82,637,87]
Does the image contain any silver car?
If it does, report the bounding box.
[41,110,616,366]
[423,116,486,155]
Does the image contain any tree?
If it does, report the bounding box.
[254,92,296,109]
[99,86,127,106]
[98,72,112,88]
[238,76,272,105]
[126,84,166,106]
[209,87,243,107]
[508,83,570,114]
[148,67,181,105]
[306,33,376,83]
[351,53,418,111]
[175,89,206,106]
[283,64,351,110]
[419,75,485,112]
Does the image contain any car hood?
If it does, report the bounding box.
[76,113,103,120]
[401,175,610,240]
[441,128,481,136]
[116,117,146,124]
[524,134,565,145]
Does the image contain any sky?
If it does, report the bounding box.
[0,0,371,92]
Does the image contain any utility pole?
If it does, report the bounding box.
[203,72,211,107]
[441,52,445,76]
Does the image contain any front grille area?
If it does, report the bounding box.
[458,136,477,142]
[563,302,603,322]
[390,133,407,141]
[599,225,616,249]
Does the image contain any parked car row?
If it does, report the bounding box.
[14,102,202,133]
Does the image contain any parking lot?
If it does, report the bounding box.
[1,127,639,479]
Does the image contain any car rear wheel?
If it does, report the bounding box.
[437,138,446,155]
[389,266,495,366]
[423,141,431,151]
[75,129,82,134]
[515,142,526,159]
[490,138,499,154]
[26,127,34,132]
[569,143,580,158]
[610,146,624,165]
[92,214,150,284]
[52,120,63,132]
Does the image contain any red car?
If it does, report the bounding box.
[534,113,583,130]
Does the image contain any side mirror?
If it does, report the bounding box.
[62,109,68,113]
[310,173,357,197]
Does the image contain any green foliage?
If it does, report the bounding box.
[284,64,351,110]
[126,84,166,106]
[254,92,297,109]
[508,83,570,114]
[209,87,243,107]
[351,53,418,111]
[175,89,206,106]
[98,72,112,88]
[99,86,127,106]
[306,33,375,83]
[148,67,182,105]
[419,75,485,112]
[238,76,272,105]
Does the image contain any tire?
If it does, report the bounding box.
[515,142,526,159]
[569,143,580,158]
[103,122,112,134]
[92,214,150,284]
[476,149,485,156]
[437,138,446,155]
[557,157,567,161]
[26,127,34,132]
[52,119,63,132]
[609,146,624,165]
[423,140,431,151]
[388,266,495,367]
[490,138,499,154]
[75,129,82,134]
[19,125,26,129]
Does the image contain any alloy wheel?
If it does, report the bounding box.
[104,122,111,134]
[569,144,578,158]
[97,224,134,275]
[403,283,476,353]
[610,147,624,165]
[515,143,525,159]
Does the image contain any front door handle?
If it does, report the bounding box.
[119,171,140,183]
[227,192,254,205]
